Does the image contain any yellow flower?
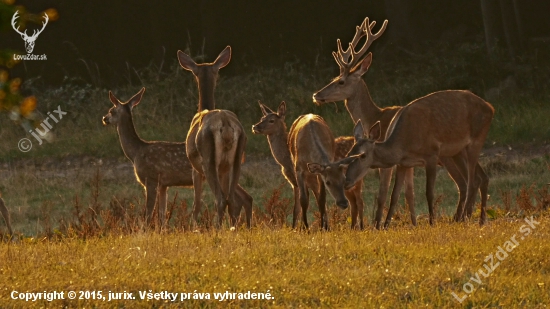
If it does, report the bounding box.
[44,8,59,21]
[20,96,37,117]
[0,70,8,83]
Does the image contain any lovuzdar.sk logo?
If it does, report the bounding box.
[11,11,48,60]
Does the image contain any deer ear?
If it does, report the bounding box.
[307,163,325,174]
[108,91,120,106]
[277,101,286,117]
[368,121,382,141]
[353,120,364,141]
[213,46,231,70]
[353,52,372,76]
[128,87,145,109]
[177,50,198,74]
[258,101,274,116]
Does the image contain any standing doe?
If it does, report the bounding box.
[252,101,364,229]
[178,46,251,228]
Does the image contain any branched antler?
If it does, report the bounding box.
[333,17,388,74]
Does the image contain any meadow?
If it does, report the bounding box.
[0,41,549,307]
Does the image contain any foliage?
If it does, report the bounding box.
[0,0,57,133]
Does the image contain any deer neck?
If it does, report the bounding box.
[344,80,382,132]
[116,114,146,162]
[267,130,293,171]
[371,138,404,169]
[197,74,216,111]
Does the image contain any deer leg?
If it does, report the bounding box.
[145,182,158,226]
[227,134,246,228]
[425,158,438,226]
[354,180,365,230]
[158,186,168,227]
[473,163,489,225]
[403,167,416,226]
[313,176,328,231]
[296,171,310,230]
[0,198,13,235]
[465,163,486,219]
[220,173,237,227]
[384,165,406,229]
[463,146,484,225]
[375,167,393,229]
[235,185,253,228]
[345,188,358,229]
[191,169,204,226]
[201,147,225,229]
[291,185,301,229]
[441,156,468,222]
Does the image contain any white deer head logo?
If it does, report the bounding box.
[11,11,49,54]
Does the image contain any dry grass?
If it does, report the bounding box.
[1,214,549,308]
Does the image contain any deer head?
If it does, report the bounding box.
[307,157,357,210]
[252,101,287,135]
[102,88,145,126]
[177,46,231,111]
[312,17,387,105]
[343,120,382,189]
[12,11,49,54]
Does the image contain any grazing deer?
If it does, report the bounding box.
[312,17,486,227]
[285,113,351,230]
[177,46,253,227]
[0,198,13,235]
[252,101,364,229]
[343,90,494,228]
[103,88,252,227]
[185,109,248,228]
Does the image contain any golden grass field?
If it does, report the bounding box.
[1,214,549,308]
[0,147,549,308]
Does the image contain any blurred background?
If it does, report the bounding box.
[1,0,549,86]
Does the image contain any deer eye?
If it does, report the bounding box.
[269,119,275,123]
[338,80,345,85]
[326,181,331,186]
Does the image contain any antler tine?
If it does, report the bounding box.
[332,51,347,74]
[31,13,49,38]
[11,11,25,36]
[349,18,388,67]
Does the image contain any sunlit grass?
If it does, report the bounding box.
[1,215,549,308]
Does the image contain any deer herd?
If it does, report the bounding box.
[0,17,494,235]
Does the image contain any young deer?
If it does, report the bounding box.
[185,109,248,228]
[0,198,13,235]
[178,46,251,228]
[313,17,486,227]
[103,88,252,227]
[252,101,364,229]
[344,90,494,228]
[287,113,351,230]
